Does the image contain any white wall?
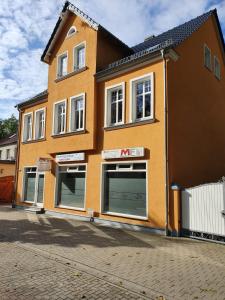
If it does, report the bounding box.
[0,144,17,160]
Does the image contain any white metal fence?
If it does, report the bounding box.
[182,182,225,239]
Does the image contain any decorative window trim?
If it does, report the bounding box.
[69,93,86,133]
[129,72,154,123]
[100,160,149,220]
[214,55,221,80]
[66,26,77,38]
[104,82,125,127]
[34,107,46,140]
[56,51,68,78]
[204,44,212,70]
[52,99,67,136]
[22,112,33,142]
[73,41,86,71]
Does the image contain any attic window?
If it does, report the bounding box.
[67,26,77,38]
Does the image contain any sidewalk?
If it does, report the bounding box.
[0,205,224,299]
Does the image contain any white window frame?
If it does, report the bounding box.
[57,51,68,78]
[69,93,86,132]
[34,108,46,140]
[0,150,2,159]
[22,166,37,203]
[52,100,67,135]
[22,166,45,206]
[22,112,33,142]
[6,149,10,160]
[73,41,86,71]
[204,44,212,70]
[54,163,87,211]
[66,26,77,38]
[104,82,125,127]
[214,55,221,80]
[100,160,148,220]
[130,73,154,123]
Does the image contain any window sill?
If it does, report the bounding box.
[22,138,46,144]
[55,66,88,83]
[101,211,148,221]
[52,130,86,138]
[104,118,155,131]
[56,205,85,212]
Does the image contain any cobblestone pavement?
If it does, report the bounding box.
[0,206,224,300]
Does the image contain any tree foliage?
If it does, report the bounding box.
[0,115,18,139]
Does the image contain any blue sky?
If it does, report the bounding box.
[0,0,224,119]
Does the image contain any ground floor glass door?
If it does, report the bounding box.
[23,167,45,207]
[36,173,44,206]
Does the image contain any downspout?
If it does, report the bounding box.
[161,49,169,236]
[12,108,22,208]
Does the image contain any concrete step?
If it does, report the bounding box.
[24,206,45,214]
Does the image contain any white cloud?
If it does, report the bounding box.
[0,0,224,119]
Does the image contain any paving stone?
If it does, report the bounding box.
[0,205,224,299]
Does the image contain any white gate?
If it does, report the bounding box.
[182,182,225,242]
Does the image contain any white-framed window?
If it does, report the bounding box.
[101,162,147,219]
[55,164,87,210]
[130,73,154,122]
[105,83,125,127]
[66,26,77,38]
[74,42,86,71]
[53,100,67,135]
[57,52,68,78]
[34,108,46,140]
[214,56,221,80]
[204,44,212,70]
[23,113,33,142]
[0,150,2,159]
[70,93,85,132]
[23,167,37,202]
[6,149,10,160]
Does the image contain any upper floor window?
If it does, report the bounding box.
[70,94,85,132]
[35,108,46,140]
[130,73,154,122]
[57,52,68,78]
[105,83,125,127]
[23,113,33,142]
[74,42,86,70]
[204,44,212,70]
[0,150,2,159]
[214,56,221,80]
[67,26,77,38]
[53,100,66,135]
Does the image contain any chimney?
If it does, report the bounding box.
[144,35,155,42]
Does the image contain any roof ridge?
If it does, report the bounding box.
[66,1,99,30]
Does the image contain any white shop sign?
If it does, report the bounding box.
[102,147,144,159]
[56,152,85,163]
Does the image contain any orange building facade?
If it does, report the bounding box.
[15,2,225,236]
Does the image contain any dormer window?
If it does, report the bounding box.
[67,26,77,38]
[74,42,86,71]
[57,52,68,78]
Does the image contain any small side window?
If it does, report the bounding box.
[57,52,68,78]
[23,113,33,142]
[67,26,77,38]
[53,101,66,135]
[204,44,212,70]
[74,43,86,71]
[214,56,221,80]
